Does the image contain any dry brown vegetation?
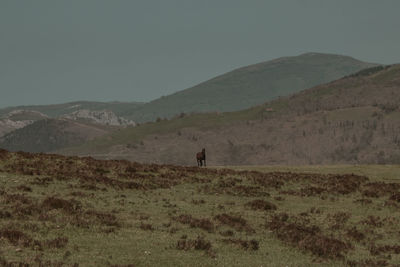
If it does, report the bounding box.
[51,65,400,167]
[1,149,400,265]
[173,214,215,233]
[266,212,352,259]
[222,238,259,251]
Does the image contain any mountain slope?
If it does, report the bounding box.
[0,118,113,153]
[0,110,49,137]
[59,64,400,165]
[0,101,144,118]
[0,102,141,138]
[0,52,375,126]
[61,109,136,126]
[0,53,379,155]
[124,53,377,122]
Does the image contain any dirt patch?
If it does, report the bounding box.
[326,212,351,230]
[389,192,400,202]
[173,214,214,233]
[202,184,270,197]
[176,235,212,251]
[176,235,215,257]
[41,197,81,214]
[360,216,383,228]
[0,210,12,219]
[0,228,35,248]
[0,148,10,160]
[15,185,32,192]
[347,259,389,267]
[266,213,352,259]
[3,193,32,205]
[69,191,88,197]
[245,199,277,211]
[222,238,259,250]
[353,198,372,205]
[219,230,235,237]
[214,214,254,233]
[369,244,400,255]
[140,223,154,231]
[84,210,120,227]
[45,237,69,249]
[281,174,369,196]
[362,182,400,198]
[346,227,365,242]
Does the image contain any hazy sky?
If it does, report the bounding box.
[1,0,399,108]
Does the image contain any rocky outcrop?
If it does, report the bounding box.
[61,109,136,127]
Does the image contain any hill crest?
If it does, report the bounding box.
[125,52,376,122]
[58,64,400,165]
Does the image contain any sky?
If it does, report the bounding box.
[1,0,399,108]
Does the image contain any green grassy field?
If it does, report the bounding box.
[1,150,400,266]
[226,165,400,183]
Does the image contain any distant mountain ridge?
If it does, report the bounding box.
[0,101,144,118]
[0,102,141,138]
[0,52,380,155]
[0,53,375,124]
[0,118,112,153]
[122,52,377,122]
[57,64,400,165]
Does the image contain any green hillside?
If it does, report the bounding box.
[124,52,377,122]
[0,53,381,157]
[58,64,400,165]
[0,53,375,124]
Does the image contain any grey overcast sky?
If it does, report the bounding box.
[1,0,399,108]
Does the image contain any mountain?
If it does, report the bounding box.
[58,64,400,165]
[0,101,144,118]
[0,52,374,127]
[0,118,113,153]
[123,52,377,122]
[0,53,379,155]
[0,110,49,137]
[61,109,136,126]
[0,102,140,138]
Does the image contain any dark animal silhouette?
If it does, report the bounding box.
[196,148,206,167]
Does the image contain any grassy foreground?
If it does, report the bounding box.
[1,150,400,266]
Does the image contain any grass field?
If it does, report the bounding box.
[226,165,400,183]
[1,150,400,266]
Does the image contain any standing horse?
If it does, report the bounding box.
[196,148,206,167]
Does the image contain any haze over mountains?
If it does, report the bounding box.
[0,53,374,134]
[58,64,400,165]
[120,53,377,122]
[1,52,395,165]
[0,53,374,123]
[0,101,144,119]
